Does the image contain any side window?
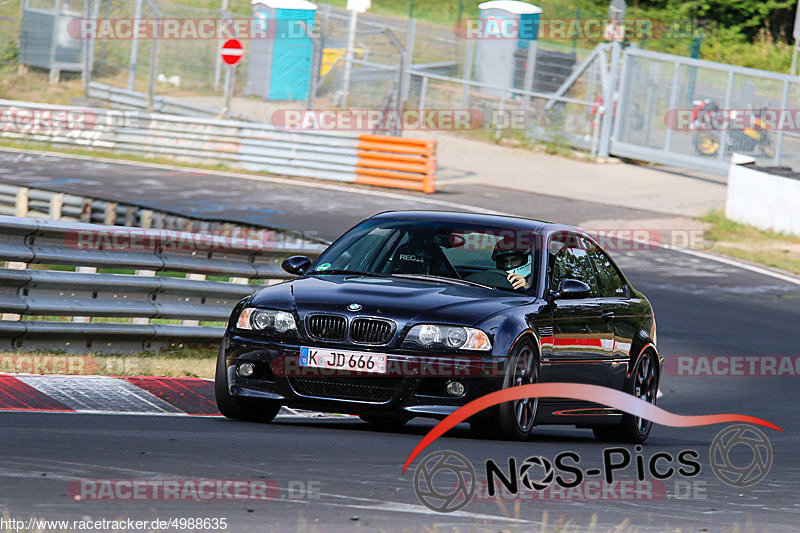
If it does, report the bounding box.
[583,238,628,298]
[549,234,599,296]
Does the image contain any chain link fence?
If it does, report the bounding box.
[3,1,797,173]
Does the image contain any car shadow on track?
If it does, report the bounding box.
[209,417,712,447]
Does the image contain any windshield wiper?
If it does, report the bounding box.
[307,269,388,277]
[391,273,493,290]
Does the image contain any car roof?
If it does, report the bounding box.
[369,210,577,234]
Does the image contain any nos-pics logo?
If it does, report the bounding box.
[412,424,773,513]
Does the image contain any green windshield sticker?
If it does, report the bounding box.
[316,263,332,271]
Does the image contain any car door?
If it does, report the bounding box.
[582,236,635,391]
[541,232,615,386]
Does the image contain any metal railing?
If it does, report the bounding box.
[611,46,800,174]
[0,177,319,242]
[0,99,438,192]
[87,82,252,121]
[0,215,325,353]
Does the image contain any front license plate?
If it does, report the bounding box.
[299,346,388,374]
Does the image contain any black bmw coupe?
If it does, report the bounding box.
[216,211,661,442]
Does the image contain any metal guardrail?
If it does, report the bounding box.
[0,179,318,244]
[0,216,325,353]
[1,99,438,193]
[87,82,253,122]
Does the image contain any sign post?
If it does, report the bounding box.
[220,38,244,119]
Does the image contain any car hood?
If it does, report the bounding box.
[249,274,535,326]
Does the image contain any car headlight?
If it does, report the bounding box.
[404,324,491,351]
[236,307,297,334]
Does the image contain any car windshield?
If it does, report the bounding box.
[310,218,539,292]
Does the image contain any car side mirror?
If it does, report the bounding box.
[555,279,592,299]
[282,255,312,276]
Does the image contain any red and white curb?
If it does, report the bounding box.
[0,374,343,418]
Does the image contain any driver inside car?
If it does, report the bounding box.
[492,241,532,290]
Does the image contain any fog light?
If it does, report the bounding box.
[238,362,255,378]
[445,380,465,397]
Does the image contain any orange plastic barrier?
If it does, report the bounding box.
[355,134,437,193]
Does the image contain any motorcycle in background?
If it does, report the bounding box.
[690,99,774,158]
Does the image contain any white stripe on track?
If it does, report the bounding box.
[15,376,181,414]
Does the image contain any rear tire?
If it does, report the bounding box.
[470,339,539,441]
[592,351,658,443]
[215,345,281,423]
[694,131,720,156]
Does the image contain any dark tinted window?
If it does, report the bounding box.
[549,233,599,296]
[313,219,539,292]
[583,237,628,297]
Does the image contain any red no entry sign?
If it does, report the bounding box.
[220,38,243,66]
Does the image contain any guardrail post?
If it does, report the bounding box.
[140,210,154,228]
[79,200,92,223]
[15,188,29,217]
[152,213,165,229]
[49,193,64,220]
[124,207,138,226]
[71,266,98,323]
[181,273,207,326]
[104,202,118,226]
[132,270,157,325]
[1,261,26,321]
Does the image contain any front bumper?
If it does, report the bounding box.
[223,333,507,419]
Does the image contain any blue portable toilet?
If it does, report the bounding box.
[246,0,317,101]
[475,1,542,93]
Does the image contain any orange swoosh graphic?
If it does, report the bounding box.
[402,383,783,472]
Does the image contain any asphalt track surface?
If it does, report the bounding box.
[1,151,799,532]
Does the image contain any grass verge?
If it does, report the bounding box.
[700,209,800,277]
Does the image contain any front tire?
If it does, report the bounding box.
[592,351,658,443]
[215,345,281,423]
[470,339,539,441]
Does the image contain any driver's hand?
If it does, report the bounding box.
[507,273,529,290]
